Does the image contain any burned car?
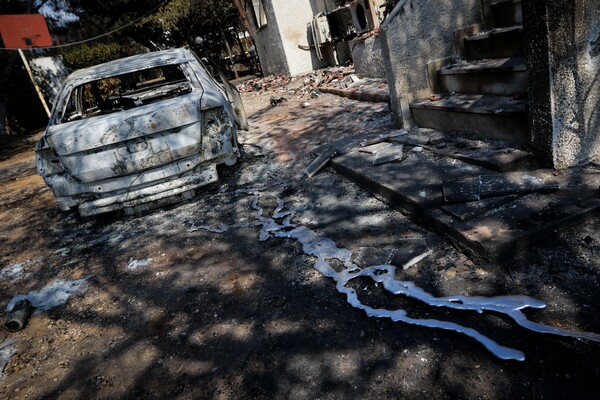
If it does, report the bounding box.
[36,48,248,217]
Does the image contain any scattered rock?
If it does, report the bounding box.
[270,96,288,107]
[0,339,17,380]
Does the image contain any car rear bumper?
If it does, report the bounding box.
[76,164,219,216]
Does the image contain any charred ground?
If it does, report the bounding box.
[0,89,599,399]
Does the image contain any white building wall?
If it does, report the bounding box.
[271,0,328,76]
[250,0,384,76]
[252,0,290,75]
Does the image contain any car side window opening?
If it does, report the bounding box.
[59,64,192,123]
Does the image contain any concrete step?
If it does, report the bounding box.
[312,134,600,262]
[437,57,527,96]
[465,25,524,60]
[491,0,522,28]
[387,129,537,172]
[410,94,529,144]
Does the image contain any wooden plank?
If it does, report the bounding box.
[304,145,338,178]
[358,142,391,154]
[318,86,390,103]
[359,130,407,147]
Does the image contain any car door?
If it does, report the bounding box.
[196,56,250,131]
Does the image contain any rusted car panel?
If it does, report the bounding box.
[36,48,246,216]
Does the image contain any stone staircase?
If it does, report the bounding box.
[310,0,600,262]
[409,0,528,145]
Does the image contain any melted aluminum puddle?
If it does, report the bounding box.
[189,192,600,361]
[6,276,92,312]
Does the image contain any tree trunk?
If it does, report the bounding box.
[220,27,239,79]
[233,0,255,41]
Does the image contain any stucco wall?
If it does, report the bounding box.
[350,36,386,78]
[252,1,290,75]
[380,0,483,124]
[252,0,330,76]
[524,0,600,169]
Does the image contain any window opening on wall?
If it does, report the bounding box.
[247,0,267,29]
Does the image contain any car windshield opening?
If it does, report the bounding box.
[60,64,193,123]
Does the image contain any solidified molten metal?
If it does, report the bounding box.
[188,192,600,361]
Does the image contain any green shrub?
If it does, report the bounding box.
[62,43,126,72]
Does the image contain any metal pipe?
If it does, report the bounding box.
[5,299,33,332]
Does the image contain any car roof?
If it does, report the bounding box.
[66,48,196,86]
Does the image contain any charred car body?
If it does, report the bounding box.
[36,48,248,216]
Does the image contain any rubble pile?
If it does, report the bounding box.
[236,65,357,99]
[236,74,291,94]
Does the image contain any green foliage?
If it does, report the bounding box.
[134,0,244,57]
[62,43,126,71]
[140,0,193,31]
[59,0,246,60]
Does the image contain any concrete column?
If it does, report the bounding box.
[271,0,329,76]
[257,1,290,75]
[523,0,600,169]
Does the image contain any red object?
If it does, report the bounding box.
[0,14,53,48]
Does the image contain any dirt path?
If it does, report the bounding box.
[0,90,599,399]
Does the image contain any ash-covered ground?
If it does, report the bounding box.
[0,83,599,399]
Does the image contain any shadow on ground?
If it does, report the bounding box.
[0,94,599,399]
